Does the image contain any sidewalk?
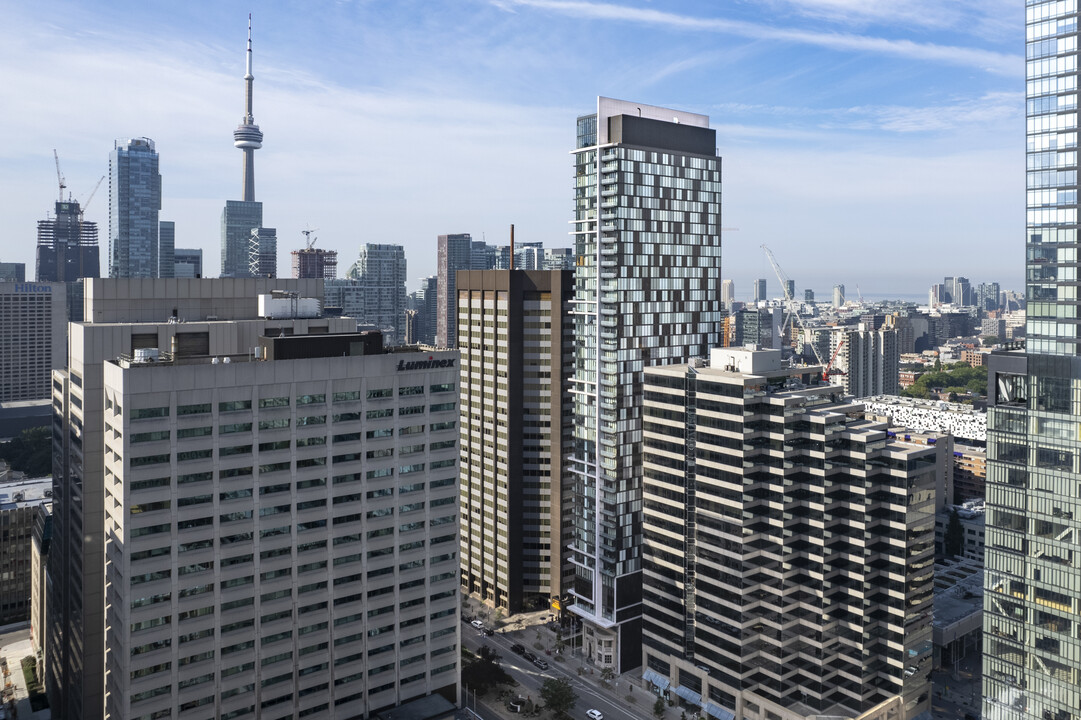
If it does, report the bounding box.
[0,627,49,720]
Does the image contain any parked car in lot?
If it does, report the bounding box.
[532,658,549,670]
[587,710,604,720]
[470,619,485,629]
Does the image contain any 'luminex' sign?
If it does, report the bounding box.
[396,357,455,371]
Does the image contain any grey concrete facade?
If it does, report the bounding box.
[0,281,67,402]
[100,340,460,719]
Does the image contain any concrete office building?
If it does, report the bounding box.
[436,234,473,348]
[99,332,460,720]
[977,282,1001,312]
[641,346,936,720]
[323,278,366,320]
[221,20,276,279]
[0,281,66,402]
[47,277,334,720]
[158,220,175,279]
[734,307,782,350]
[511,242,544,270]
[982,3,1081,717]
[838,327,900,398]
[720,279,735,309]
[0,477,52,625]
[936,500,986,563]
[833,284,845,308]
[174,248,203,279]
[347,244,408,343]
[952,444,987,504]
[753,278,767,303]
[109,138,162,278]
[542,247,575,270]
[31,499,53,640]
[569,97,723,671]
[31,499,53,666]
[36,200,99,283]
[457,270,573,613]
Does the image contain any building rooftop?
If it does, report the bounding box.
[0,477,52,510]
[933,557,984,632]
[863,395,985,416]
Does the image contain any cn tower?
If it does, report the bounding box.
[233,14,263,202]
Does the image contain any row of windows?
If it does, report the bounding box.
[130,661,457,711]
[133,385,458,419]
[130,546,458,588]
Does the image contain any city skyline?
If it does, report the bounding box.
[1,1,1021,294]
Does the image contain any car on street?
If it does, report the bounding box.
[470,619,485,629]
[482,627,494,636]
[524,651,537,662]
[532,658,549,670]
[511,644,526,655]
[587,710,604,720]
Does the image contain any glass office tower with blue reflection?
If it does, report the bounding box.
[108,138,161,278]
[982,3,1081,719]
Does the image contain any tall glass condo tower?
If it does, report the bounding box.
[568,97,723,672]
[982,3,1081,719]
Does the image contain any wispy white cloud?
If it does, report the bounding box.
[711,91,1022,137]
[495,0,1021,75]
[765,0,1019,40]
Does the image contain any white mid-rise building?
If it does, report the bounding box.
[0,281,66,402]
[101,332,460,719]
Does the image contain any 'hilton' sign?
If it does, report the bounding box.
[13,283,52,293]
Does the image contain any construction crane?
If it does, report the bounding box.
[301,227,320,250]
[77,175,105,280]
[824,339,847,380]
[760,243,803,352]
[80,176,105,219]
[53,149,67,203]
[761,244,842,383]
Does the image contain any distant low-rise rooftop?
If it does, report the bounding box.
[0,476,52,510]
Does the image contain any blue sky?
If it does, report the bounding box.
[0,0,1023,298]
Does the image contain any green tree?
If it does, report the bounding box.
[540,678,578,719]
[944,508,964,558]
[0,426,52,477]
[980,335,999,347]
[653,696,666,718]
[461,654,515,697]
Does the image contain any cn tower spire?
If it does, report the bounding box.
[233,13,263,202]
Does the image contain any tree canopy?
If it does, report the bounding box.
[540,678,577,719]
[0,426,52,477]
[461,652,515,697]
[901,362,986,400]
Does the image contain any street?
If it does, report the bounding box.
[460,618,658,720]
